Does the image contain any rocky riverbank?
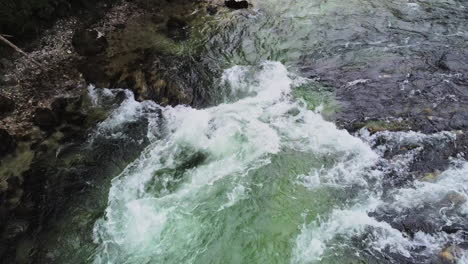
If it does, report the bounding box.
[0,0,228,262]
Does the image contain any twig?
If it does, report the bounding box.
[0,34,43,67]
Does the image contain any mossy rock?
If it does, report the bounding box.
[364,120,412,134]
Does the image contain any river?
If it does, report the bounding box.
[46,0,468,263]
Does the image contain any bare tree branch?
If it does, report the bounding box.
[0,34,42,67]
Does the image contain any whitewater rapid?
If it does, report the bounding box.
[89,62,468,264]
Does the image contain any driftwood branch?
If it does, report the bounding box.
[0,34,42,67]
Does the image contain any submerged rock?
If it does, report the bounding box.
[225,0,249,9]
[72,29,108,56]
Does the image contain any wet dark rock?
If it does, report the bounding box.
[59,126,86,143]
[51,97,72,114]
[370,202,468,240]
[0,94,15,117]
[166,17,189,41]
[63,112,87,126]
[298,18,468,135]
[0,129,16,158]
[51,96,90,127]
[115,91,127,104]
[225,0,249,9]
[107,50,217,107]
[449,111,468,130]
[72,29,109,56]
[33,108,59,131]
[78,59,110,87]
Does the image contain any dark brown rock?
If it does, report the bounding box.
[33,108,59,131]
[72,29,109,56]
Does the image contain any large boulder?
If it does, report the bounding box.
[72,29,109,56]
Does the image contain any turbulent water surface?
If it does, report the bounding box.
[54,0,468,263]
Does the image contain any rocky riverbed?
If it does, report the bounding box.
[1,0,468,263]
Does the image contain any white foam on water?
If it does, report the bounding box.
[292,159,468,264]
[92,61,383,263]
[391,161,468,212]
[292,198,414,264]
[218,184,248,210]
[87,86,160,142]
[91,61,466,264]
[291,123,465,263]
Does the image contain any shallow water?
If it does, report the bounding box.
[47,0,468,263]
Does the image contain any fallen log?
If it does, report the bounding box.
[0,34,42,67]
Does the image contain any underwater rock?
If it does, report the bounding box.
[72,29,109,56]
[0,129,16,158]
[33,108,59,132]
[225,0,249,9]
